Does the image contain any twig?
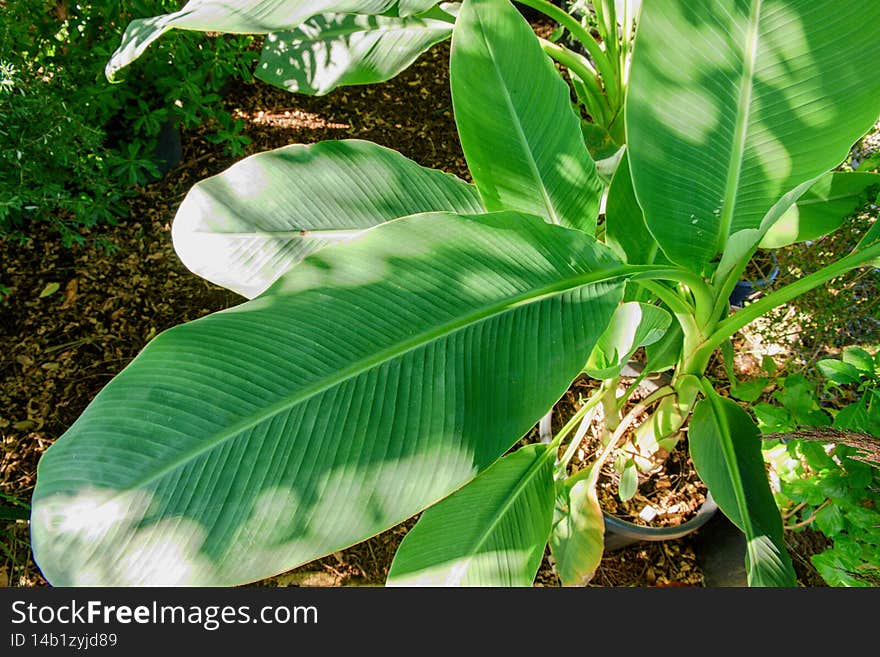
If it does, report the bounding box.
[764,427,880,469]
[785,499,831,530]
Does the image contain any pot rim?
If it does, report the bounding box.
[602,492,719,549]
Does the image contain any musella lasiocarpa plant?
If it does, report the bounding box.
[30,0,880,587]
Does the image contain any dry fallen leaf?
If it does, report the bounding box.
[60,278,79,309]
[38,282,60,298]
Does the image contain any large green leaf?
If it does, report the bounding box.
[604,151,657,265]
[256,7,455,95]
[450,0,602,233]
[583,301,671,379]
[627,0,880,270]
[386,443,554,586]
[760,171,880,249]
[30,211,626,586]
[172,139,483,298]
[689,389,797,586]
[549,466,605,586]
[105,0,440,81]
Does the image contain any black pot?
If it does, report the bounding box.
[603,493,719,551]
[149,118,183,180]
[692,511,748,586]
[729,255,780,308]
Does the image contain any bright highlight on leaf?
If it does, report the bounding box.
[257,9,455,95]
[627,0,880,270]
[105,0,441,82]
[172,139,483,298]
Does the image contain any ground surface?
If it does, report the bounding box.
[2,21,875,588]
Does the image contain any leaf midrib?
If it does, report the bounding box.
[473,9,561,225]
[446,446,552,585]
[716,0,764,253]
[707,394,755,540]
[127,263,629,491]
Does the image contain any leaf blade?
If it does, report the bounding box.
[105,0,440,81]
[31,211,625,586]
[627,0,880,270]
[450,0,602,233]
[689,389,797,586]
[386,444,555,586]
[172,140,483,298]
[549,466,605,586]
[760,171,880,249]
[256,11,453,95]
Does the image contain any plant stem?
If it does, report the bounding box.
[620,365,651,404]
[539,37,597,80]
[709,243,761,328]
[620,0,635,89]
[552,384,608,468]
[516,0,620,103]
[632,280,711,377]
[630,268,715,329]
[782,500,809,521]
[558,404,599,471]
[539,38,610,126]
[697,240,880,359]
[593,385,675,471]
[785,499,831,530]
[634,280,693,316]
[594,0,619,82]
[600,378,621,435]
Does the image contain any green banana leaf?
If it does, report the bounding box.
[760,171,880,249]
[256,7,455,95]
[604,151,658,265]
[386,443,554,586]
[549,466,605,586]
[172,139,483,298]
[450,0,602,233]
[644,318,683,373]
[106,0,441,81]
[689,388,797,586]
[30,211,625,586]
[626,0,880,271]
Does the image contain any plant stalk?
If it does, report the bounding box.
[552,384,608,469]
[516,0,620,103]
[539,38,611,126]
[592,385,675,472]
[696,240,880,361]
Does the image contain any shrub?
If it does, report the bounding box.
[760,347,880,586]
[0,0,258,245]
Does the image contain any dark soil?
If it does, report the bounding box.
[0,25,830,588]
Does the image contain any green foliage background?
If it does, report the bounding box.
[0,0,257,246]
